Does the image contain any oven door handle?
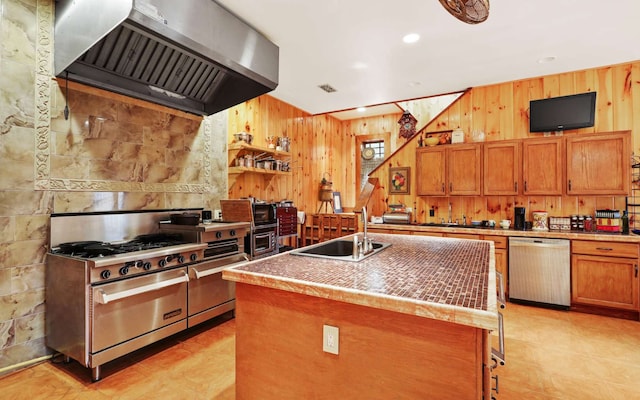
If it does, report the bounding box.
[95,271,189,305]
[192,255,249,280]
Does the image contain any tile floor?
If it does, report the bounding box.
[0,304,639,399]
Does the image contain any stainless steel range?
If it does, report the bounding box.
[46,209,248,382]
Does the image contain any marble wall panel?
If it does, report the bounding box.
[0,337,49,369]
[0,0,36,65]
[0,268,11,297]
[0,190,52,217]
[89,159,144,182]
[0,288,44,321]
[0,125,35,190]
[0,239,46,268]
[11,264,44,292]
[0,59,35,135]
[0,216,15,243]
[15,214,48,240]
[14,311,44,343]
[0,320,14,350]
[50,155,92,180]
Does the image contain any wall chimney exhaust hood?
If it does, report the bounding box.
[54,0,279,116]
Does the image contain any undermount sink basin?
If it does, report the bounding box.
[291,239,391,262]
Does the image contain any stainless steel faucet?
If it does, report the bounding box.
[448,202,452,223]
[362,206,369,253]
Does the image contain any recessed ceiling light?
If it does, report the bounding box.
[538,56,556,64]
[402,33,420,44]
[352,62,368,69]
[357,107,367,112]
[408,81,422,87]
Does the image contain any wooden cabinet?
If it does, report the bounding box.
[521,137,563,195]
[571,240,639,311]
[416,147,446,196]
[484,235,508,298]
[566,131,630,195]
[416,144,481,196]
[483,141,520,195]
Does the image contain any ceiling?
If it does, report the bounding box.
[217,0,640,119]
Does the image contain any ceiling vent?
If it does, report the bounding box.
[318,84,337,93]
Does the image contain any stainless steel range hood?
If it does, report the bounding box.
[54,0,279,116]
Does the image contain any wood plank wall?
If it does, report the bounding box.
[227,61,640,224]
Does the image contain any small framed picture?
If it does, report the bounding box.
[332,192,343,213]
[389,167,410,194]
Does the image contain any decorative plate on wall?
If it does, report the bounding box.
[362,147,375,160]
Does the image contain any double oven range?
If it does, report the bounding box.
[46,209,249,381]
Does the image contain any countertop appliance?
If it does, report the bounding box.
[514,207,526,230]
[220,199,279,260]
[382,212,412,224]
[508,237,570,308]
[54,0,279,116]
[46,209,248,381]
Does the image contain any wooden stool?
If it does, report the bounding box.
[317,200,333,214]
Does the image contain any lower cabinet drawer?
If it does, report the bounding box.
[572,240,639,258]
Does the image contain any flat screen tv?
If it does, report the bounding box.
[529,92,596,133]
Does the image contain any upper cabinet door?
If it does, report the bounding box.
[522,137,564,195]
[448,144,482,196]
[483,141,520,195]
[416,147,446,196]
[566,131,631,195]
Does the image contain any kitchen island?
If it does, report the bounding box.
[223,233,499,399]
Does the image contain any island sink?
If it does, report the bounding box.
[291,239,391,261]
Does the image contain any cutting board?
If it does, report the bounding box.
[220,199,253,223]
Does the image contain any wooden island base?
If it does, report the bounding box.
[235,283,490,399]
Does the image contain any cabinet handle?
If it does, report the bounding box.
[524,181,527,192]
[595,247,613,251]
[492,374,500,394]
[441,183,445,193]
[635,264,638,278]
[514,181,518,192]
[568,179,572,191]
[449,182,453,192]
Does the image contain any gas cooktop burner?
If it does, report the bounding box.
[54,233,188,258]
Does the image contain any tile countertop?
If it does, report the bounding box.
[223,233,499,331]
[368,223,640,242]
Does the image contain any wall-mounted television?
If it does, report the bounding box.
[529,92,596,133]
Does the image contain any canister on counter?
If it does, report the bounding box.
[532,210,549,231]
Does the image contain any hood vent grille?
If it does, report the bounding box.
[78,25,224,103]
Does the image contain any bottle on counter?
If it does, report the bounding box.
[621,211,629,234]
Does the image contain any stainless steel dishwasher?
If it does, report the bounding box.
[508,237,571,308]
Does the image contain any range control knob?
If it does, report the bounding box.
[135,260,144,268]
[216,231,223,239]
[119,266,129,276]
[190,253,198,262]
[230,230,236,237]
[166,255,174,262]
[159,259,167,268]
[100,270,111,280]
[177,255,185,264]
[143,262,152,270]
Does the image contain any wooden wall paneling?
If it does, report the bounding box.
[560,195,579,217]
[577,196,597,215]
[612,63,634,132]
[512,80,530,139]
[632,63,640,151]
[498,82,514,140]
[484,84,501,140]
[523,77,544,139]
[544,196,562,217]
[470,86,487,136]
[594,197,616,211]
[595,66,614,132]
[485,196,503,222]
[542,71,561,99]
[458,92,473,142]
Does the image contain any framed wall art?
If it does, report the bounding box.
[389,167,410,194]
